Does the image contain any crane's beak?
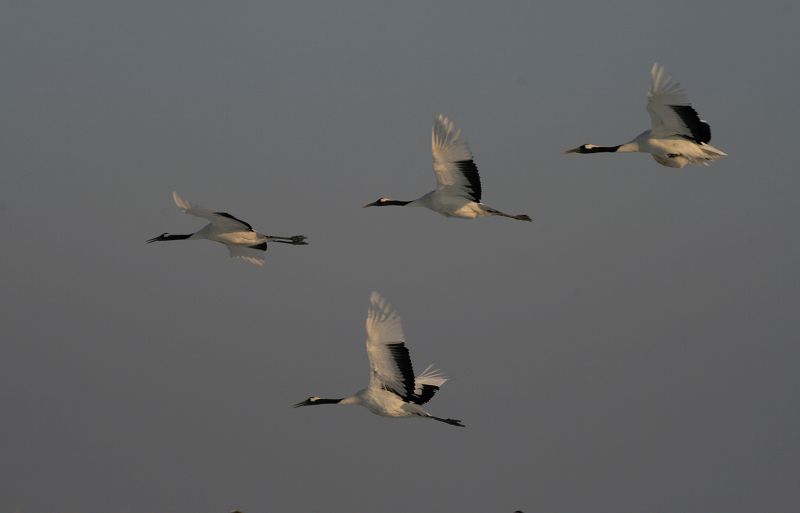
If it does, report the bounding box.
[145,235,161,243]
[293,399,314,408]
[563,146,581,154]
[363,201,378,208]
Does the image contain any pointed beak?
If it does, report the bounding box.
[564,146,581,154]
[145,235,161,243]
[363,201,377,208]
[293,399,313,408]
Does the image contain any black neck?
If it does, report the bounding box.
[313,398,343,405]
[380,200,411,206]
[162,233,192,240]
[583,145,621,153]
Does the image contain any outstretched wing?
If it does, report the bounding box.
[646,63,711,143]
[365,292,416,399]
[431,115,482,202]
[172,191,254,232]
[226,244,266,266]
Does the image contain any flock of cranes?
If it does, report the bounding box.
[148,63,725,425]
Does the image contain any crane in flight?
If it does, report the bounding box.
[565,63,726,168]
[294,292,464,427]
[147,191,307,266]
[364,115,531,221]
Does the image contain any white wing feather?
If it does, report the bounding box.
[172,191,215,219]
[365,292,410,395]
[172,191,253,231]
[431,115,481,201]
[647,63,696,138]
[415,364,448,390]
[226,245,265,266]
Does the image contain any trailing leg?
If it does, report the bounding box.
[485,207,532,222]
[427,415,465,427]
[267,235,308,245]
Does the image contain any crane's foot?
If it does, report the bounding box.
[288,235,308,245]
[268,235,309,245]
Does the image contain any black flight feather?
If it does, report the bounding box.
[409,384,440,405]
[455,159,482,202]
[384,342,416,400]
[214,212,253,231]
[669,105,711,144]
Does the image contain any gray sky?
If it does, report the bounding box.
[2,2,799,512]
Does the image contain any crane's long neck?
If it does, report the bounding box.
[616,141,639,153]
[586,142,641,153]
[313,396,363,406]
[147,232,194,243]
[310,398,344,405]
[295,393,366,408]
[583,144,622,153]
[365,197,413,208]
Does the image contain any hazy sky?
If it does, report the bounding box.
[2,2,799,512]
